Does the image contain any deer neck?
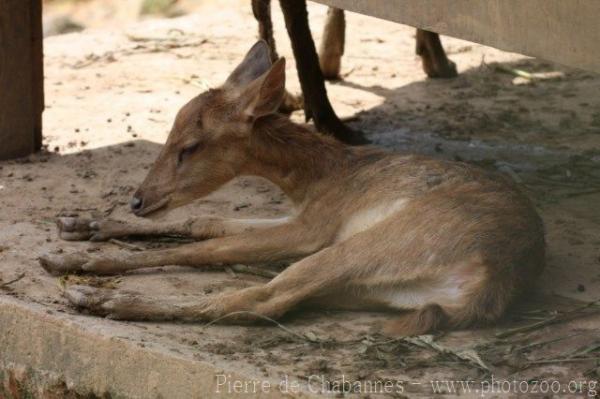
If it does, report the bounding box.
[244,115,351,204]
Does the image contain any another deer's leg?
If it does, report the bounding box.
[415,29,457,78]
[252,0,278,61]
[279,0,368,145]
[64,244,352,322]
[252,0,302,113]
[319,7,345,80]
[40,220,325,276]
[56,215,291,241]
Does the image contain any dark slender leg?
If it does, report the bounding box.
[252,0,303,113]
[319,7,345,80]
[279,0,368,145]
[416,29,457,78]
[252,0,278,61]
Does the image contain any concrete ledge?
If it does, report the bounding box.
[0,297,304,398]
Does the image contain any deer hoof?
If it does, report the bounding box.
[89,219,131,241]
[57,217,94,241]
[64,285,109,313]
[65,285,141,319]
[424,59,458,79]
[39,252,89,275]
[57,217,126,241]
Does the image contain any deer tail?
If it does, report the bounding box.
[384,304,449,336]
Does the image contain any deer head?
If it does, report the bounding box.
[130,41,286,216]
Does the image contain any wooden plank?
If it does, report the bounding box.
[0,0,44,160]
[311,0,600,74]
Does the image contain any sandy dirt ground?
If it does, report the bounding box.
[2,1,600,397]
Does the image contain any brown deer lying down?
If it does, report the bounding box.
[39,42,545,335]
[253,0,457,144]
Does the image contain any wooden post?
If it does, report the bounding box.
[0,0,44,160]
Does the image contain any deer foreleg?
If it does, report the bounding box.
[41,219,326,275]
[56,215,291,241]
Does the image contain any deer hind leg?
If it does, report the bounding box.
[415,29,457,78]
[61,230,501,333]
[61,225,427,322]
[56,215,291,241]
[319,7,345,80]
[64,243,358,322]
[63,284,275,322]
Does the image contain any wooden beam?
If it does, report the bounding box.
[311,0,600,74]
[0,0,44,160]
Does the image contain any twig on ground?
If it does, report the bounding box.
[405,335,491,373]
[564,188,600,198]
[0,273,25,289]
[224,266,237,279]
[70,36,210,69]
[202,311,321,343]
[527,356,600,365]
[520,339,600,369]
[572,342,600,357]
[109,238,144,251]
[340,66,356,78]
[496,299,600,338]
[126,34,177,43]
[494,64,533,80]
[513,333,583,352]
[496,317,560,338]
[151,236,196,244]
[230,264,279,279]
[103,202,118,217]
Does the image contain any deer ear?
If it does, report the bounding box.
[225,41,272,88]
[240,58,286,120]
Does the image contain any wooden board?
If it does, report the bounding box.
[0,0,44,160]
[311,0,600,74]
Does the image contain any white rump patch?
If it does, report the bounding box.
[336,198,408,242]
[367,261,486,310]
[377,279,464,310]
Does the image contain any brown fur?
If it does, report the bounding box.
[385,304,448,336]
[40,42,545,336]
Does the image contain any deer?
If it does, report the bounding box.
[253,0,457,145]
[39,41,545,336]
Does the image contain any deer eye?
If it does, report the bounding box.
[177,142,201,166]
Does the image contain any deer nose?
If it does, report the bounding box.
[130,196,144,212]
